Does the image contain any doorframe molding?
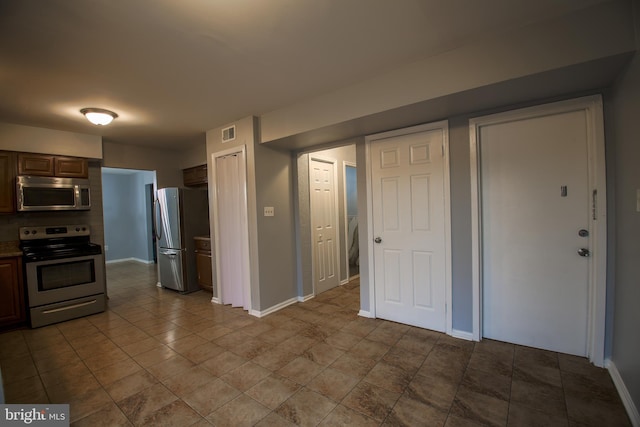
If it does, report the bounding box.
[365,120,453,335]
[210,145,252,312]
[308,155,341,296]
[343,161,359,281]
[469,95,607,366]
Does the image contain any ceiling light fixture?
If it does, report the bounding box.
[80,108,118,125]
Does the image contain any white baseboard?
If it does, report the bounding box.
[451,329,474,341]
[210,297,220,304]
[340,279,349,286]
[106,257,154,265]
[605,359,640,427]
[297,293,315,303]
[358,310,373,318]
[250,297,299,318]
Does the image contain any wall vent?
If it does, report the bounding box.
[222,125,236,143]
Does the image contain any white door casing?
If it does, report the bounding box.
[309,157,341,295]
[469,95,607,366]
[366,121,452,333]
[211,146,251,311]
[343,161,358,280]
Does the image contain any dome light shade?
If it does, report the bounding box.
[81,108,118,125]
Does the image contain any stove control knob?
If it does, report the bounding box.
[82,227,87,231]
[32,230,37,235]
[76,227,80,232]
[24,230,30,235]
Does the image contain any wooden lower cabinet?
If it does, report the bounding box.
[0,257,26,328]
[194,237,213,292]
[195,252,213,292]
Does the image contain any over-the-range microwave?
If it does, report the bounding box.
[16,176,91,211]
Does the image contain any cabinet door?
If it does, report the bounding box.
[183,165,207,186]
[195,252,213,291]
[18,153,55,176]
[55,157,88,178]
[0,151,16,213]
[0,258,25,327]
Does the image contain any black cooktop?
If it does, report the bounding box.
[20,236,102,262]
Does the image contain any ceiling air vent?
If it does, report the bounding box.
[222,125,236,143]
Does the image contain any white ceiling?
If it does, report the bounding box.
[0,0,608,150]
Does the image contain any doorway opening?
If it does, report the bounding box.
[101,167,157,267]
[297,144,359,302]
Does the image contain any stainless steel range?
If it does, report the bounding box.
[19,224,106,328]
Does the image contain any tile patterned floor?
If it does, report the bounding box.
[0,261,632,426]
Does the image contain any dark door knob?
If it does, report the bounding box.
[577,248,590,257]
[374,237,382,244]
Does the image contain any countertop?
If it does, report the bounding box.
[0,241,22,258]
[193,236,211,241]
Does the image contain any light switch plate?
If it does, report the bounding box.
[264,206,275,217]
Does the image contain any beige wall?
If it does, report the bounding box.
[179,137,207,169]
[0,122,104,252]
[0,122,102,158]
[102,140,182,188]
[260,0,635,144]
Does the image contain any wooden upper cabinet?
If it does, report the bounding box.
[18,153,54,176]
[0,151,17,213]
[183,164,207,187]
[18,153,88,178]
[55,156,88,178]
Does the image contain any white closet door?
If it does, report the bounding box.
[216,153,247,309]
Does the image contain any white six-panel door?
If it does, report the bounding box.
[310,157,340,295]
[369,123,450,332]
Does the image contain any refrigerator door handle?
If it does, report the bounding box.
[160,249,179,256]
[154,198,163,241]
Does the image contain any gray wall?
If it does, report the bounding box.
[102,170,155,263]
[206,117,298,312]
[610,1,640,412]
[296,144,357,297]
[254,142,298,310]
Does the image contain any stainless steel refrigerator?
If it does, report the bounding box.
[155,187,209,293]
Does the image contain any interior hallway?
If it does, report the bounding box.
[0,261,631,426]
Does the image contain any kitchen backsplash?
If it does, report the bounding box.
[0,161,105,248]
